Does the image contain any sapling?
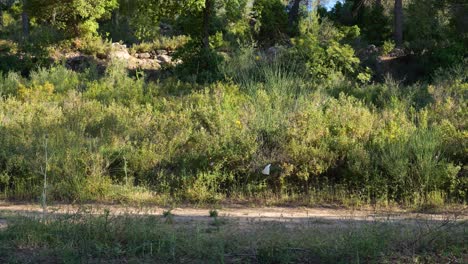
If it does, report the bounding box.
[41,134,48,218]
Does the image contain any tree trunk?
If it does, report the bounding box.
[22,11,29,37]
[376,0,382,7]
[22,0,29,37]
[202,0,213,50]
[52,8,57,24]
[288,0,301,29]
[113,9,120,28]
[394,0,403,46]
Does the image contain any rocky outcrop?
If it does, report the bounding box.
[61,43,178,73]
[110,43,131,60]
[109,43,177,70]
[136,53,151,59]
[156,54,172,66]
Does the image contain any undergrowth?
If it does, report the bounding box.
[0,51,466,208]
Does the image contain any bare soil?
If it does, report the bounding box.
[0,202,466,227]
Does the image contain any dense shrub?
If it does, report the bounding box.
[0,58,465,205]
[174,40,225,83]
[291,13,364,83]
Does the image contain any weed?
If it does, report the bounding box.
[209,209,218,218]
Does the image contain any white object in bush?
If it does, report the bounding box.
[262,164,271,175]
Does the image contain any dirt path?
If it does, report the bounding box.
[0,203,466,226]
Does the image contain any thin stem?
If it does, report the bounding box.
[42,134,48,217]
[124,156,128,186]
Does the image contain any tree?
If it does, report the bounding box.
[0,0,17,28]
[327,0,391,44]
[123,0,186,40]
[393,0,403,46]
[202,0,214,50]
[0,2,3,28]
[288,0,302,31]
[25,0,118,37]
[22,0,29,37]
[404,0,466,70]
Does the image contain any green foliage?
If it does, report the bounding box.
[0,53,466,205]
[85,60,146,104]
[75,36,113,56]
[365,128,460,203]
[25,0,119,37]
[0,0,466,207]
[359,3,392,45]
[292,13,362,82]
[208,209,218,217]
[252,0,289,46]
[174,40,225,83]
[405,0,466,72]
[123,0,187,41]
[381,40,395,56]
[328,0,391,45]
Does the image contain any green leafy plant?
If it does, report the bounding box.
[209,209,218,218]
[381,40,395,56]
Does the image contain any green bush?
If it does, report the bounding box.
[292,13,362,82]
[381,40,395,56]
[174,40,225,83]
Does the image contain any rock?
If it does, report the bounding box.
[140,59,161,70]
[157,54,172,65]
[64,52,81,59]
[159,22,173,35]
[156,50,168,55]
[160,22,172,31]
[267,46,280,57]
[110,50,130,60]
[136,53,152,59]
[366,44,379,54]
[388,48,405,57]
[128,58,161,70]
[112,43,127,50]
[109,43,131,60]
[267,46,287,58]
